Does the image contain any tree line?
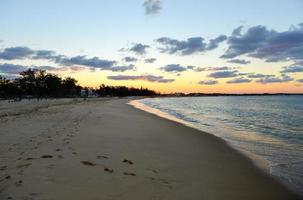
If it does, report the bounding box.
[0,69,158,99]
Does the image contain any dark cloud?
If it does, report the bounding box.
[281,66,303,73]
[0,63,28,74]
[227,59,251,64]
[256,74,294,84]
[156,35,226,55]
[226,77,252,84]
[0,47,34,60]
[222,23,303,64]
[143,0,162,15]
[129,43,150,55]
[107,74,174,83]
[198,80,218,85]
[208,70,239,78]
[144,58,157,63]
[123,57,138,62]
[297,79,303,83]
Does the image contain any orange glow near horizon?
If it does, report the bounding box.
[63,70,303,94]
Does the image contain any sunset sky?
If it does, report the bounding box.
[0,0,303,93]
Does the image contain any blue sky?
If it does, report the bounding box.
[0,0,303,93]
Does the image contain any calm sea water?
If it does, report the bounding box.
[138,95,303,193]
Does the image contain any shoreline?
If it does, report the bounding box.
[128,98,301,195]
[0,97,301,199]
[128,99,271,170]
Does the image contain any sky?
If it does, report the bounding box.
[0,0,303,93]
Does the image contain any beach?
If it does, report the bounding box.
[0,98,300,200]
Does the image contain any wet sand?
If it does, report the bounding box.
[0,98,301,200]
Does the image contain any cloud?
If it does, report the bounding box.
[123,57,138,62]
[0,46,135,72]
[281,66,303,73]
[128,43,150,55]
[111,64,136,72]
[198,80,218,85]
[144,58,157,63]
[37,65,69,72]
[0,47,34,60]
[0,63,28,74]
[143,0,162,15]
[207,35,228,50]
[160,64,187,73]
[227,59,251,64]
[247,73,275,78]
[32,50,57,59]
[256,74,294,84]
[208,66,234,71]
[0,63,89,76]
[55,56,116,69]
[207,70,239,78]
[221,23,303,64]
[226,77,252,84]
[160,64,206,73]
[156,35,226,55]
[297,79,303,83]
[107,74,174,83]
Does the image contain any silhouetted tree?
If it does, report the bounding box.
[0,70,158,99]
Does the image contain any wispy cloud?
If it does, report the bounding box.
[107,74,174,83]
[281,66,303,73]
[123,57,138,62]
[198,80,218,85]
[0,63,28,74]
[144,58,157,63]
[160,64,206,73]
[143,0,162,15]
[121,43,150,55]
[226,77,252,84]
[256,74,294,84]
[227,59,251,64]
[207,70,239,78]
[0,46,138,72]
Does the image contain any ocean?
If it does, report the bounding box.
[134,95,303,193]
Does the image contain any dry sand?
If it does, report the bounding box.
[0,98,301,200]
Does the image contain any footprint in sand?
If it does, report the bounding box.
[16,163,31,169]
[123,172,136,176]
[97,155,109,159]
[41,155,53,159]
[15,180,23,187]
[122,159,134,165]
[81,161,96,166]
[104,167,114,173]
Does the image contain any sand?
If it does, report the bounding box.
[0,97,301,200]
